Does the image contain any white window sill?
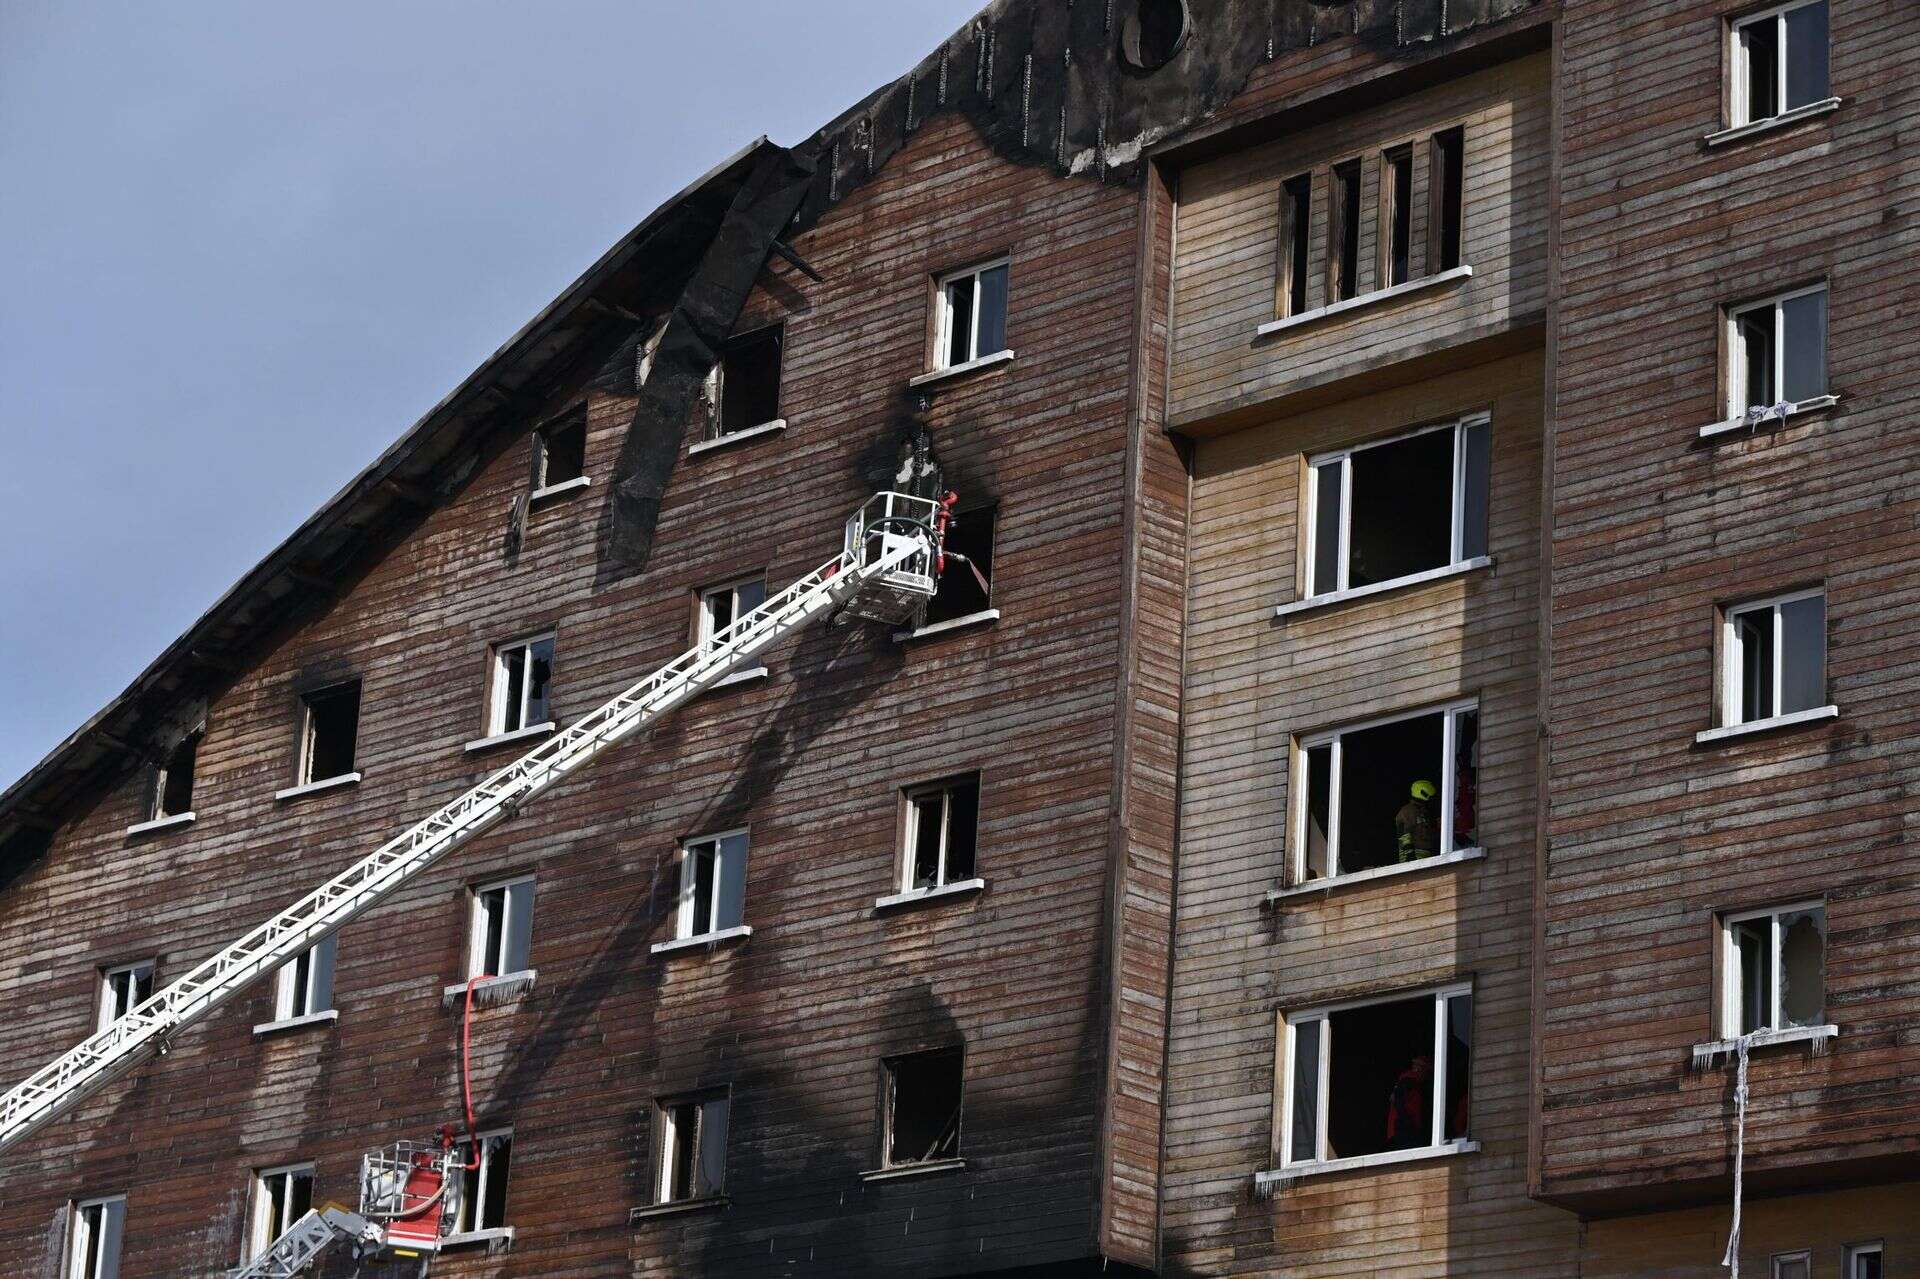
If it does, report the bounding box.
[1265,847,1484,903]
[1698,394,1839,439]
[1695,704,1838,746]
[126,811,195,837]
[274,772,362,803]
[1274,557,1492,620]
[630,1195,728,1222]
[440,1226,514,1252]
[908,349,1014,389]
[874,878,987,912]
[1256,265,1473,339]
[529,474,591,505]
[858,1157,966,1183]
[689,419,787,455]
[894,608,1000,643]
[1704,97,1843,147]
[463,721,557,754]
[441,969,537,1009]
[1254,1139,1479,1193]
[1690,1023,1839,1069]
[253,1009,339,1037]
[651,924,753,956]
[707,666,768,692]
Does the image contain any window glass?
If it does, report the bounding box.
[1778,593,1825,714]
[1778,907,1825,1027]
[155,735,198,820]
[1783,1,1829,109]
[1443,992,1472,1142]
[1289,1019,1321,1163]
[1309,460,1344,595]
[975,264,1009,359]
[1459,417,1492,561]
[1780,289,1827,404]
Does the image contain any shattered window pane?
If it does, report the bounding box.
[1778,906,1825,1027]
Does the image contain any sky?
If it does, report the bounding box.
[0,0,973,791]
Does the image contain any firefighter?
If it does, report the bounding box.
[1385,1054,1434,1149]
[1395,779,1438,862]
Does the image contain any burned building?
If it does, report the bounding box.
[0,1,1915,1277]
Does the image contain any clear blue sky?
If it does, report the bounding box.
[0,1,972,790]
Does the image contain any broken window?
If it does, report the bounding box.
[452,1129,511,1234]
[245,1163,314,1257]
[1306,413,1492,598]
[1278,173,1313,318]
[1380,146,1413,288]
[1429,127,1465,273]
[924,506,995,626]
[489,635,555,736]
[1295,703,1478,882]
[1732,0,1829,126]
[901,777,980,893]
[272,936,336,1022]
[1728,284,1827,418]
[469,876,535,979]
[533,413,587,492]
[936,259,1010,370]
[1845,1243,1884,1279]
[98,961,154,1032]
[676,831,749,941]
[1282,986,1471,1167]
[297,682,360,786]
[1771,1252,1813,1279]
[884,1048,963,1167]
[1328,159,1362,303]
[64,1196,125,1279]
[150,734,198,821]
[708,328,783,440]
[1722,902,1826,1037]
[655,1091,729,1203]
[1723,588,1826,727]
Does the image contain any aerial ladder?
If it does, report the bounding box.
[0,492,956,1277]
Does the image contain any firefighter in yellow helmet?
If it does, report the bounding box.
[1396,779,1438,862]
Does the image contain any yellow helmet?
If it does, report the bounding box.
[1410,779,1437,802]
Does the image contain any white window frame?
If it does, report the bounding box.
[64,1195,126,1279]
[1726,282,1827,418]
[1844,1242,1884,1279]
[900,779,978,893]
[1719,899,1826,1038]
[674,830,749,942]
[532,414,587,495]
[1721,587,1826,729]
[1277,982,1475,1174]
[245,1162,315,1258]
[468,875,536,979]
[1304,412,1491,599]
[272,936,337,1022]
[451,1127,512,1235]
[98,962,154,1032]
[933,257,1011,371]
[295,682,358,787]
[654,1091,730,1204]
[487,634,555,737]
[1730,0,1827,127]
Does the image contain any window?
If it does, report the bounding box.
[698,577,767,649]
[1280,985,1472,1169]
[935,259,1010,370]
[64,1196,125,1279]
[452,1130,512,1235]
[1722,589,1827,727]
[654,1092,729,1203]
[1295,703,1479,883]
[245,1164,314,1256]
[533,413,586,492]
[488,635,555,736]
[884,1048,963,1167]
[708,328,782,439]
[1328,159,1362,303]
[1306,413,1491,598]
[923,506,995,626]
[150,734,198,821]
[1429,127,1465,273]
[1771,1251,1813,1279]
[98,962,154,1032]
[1845,1243,1884,1279]
[272,936,336,1022]
[297,683,360,786]
[675,831,749,941]
[1278,173,1313,318]
[1379,146,1412,288]
[901,777,980,893]
[1732,0,1829,126]
[469,876,535,978]
[1728,284,1827,418]
[1721,902,1826,1037]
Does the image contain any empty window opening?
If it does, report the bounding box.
[885,1048,963,1167]
[151,734,198,821]
[1278,173,1313,318]
[1307,414,1491,598]
[452,1129,511,1234]
[1297,704,1478,882]
[1722,902,1825,1037]
[676,831,749,940]
[298,683,360,786]
[273,936,336,1022]
[1770,1251,1813,1279]
[470,876,535,979]
[64,1196,125,1279]
[1381,146,1413,288]
[534,414,587,491]
[1733,0,1828,126]
[710,328,783,439]
[924,507,995,626]
[246,1163,314,1257]
[1284,987,1471,1167]
[902,777,980,892]
[1723,589,1826,726]
[99,961,154,1032]
[489,635,554,736]
[655,1092,729,1203]
[936,260,1010,370]
[1429,127,1465,273]
[1328,159,1362,303]
[699,577,767,648]
[1845,1243,1884,1279]
[1119,0,1188,72]
[1729,284,1827,417]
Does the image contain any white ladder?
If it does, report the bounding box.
[0,494,941,1158]
[226,1208,381,1279]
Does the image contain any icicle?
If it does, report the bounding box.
[1721,1036,1752,1277]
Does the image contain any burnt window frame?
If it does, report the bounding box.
[651,1088,731,1205]
[531,409,589,498]
[137,732,200,831]
[704,326,785,443]
[1379,144,1414,289]
[1276,172,1315,318]
[1326,158,1363,304]
[293,681,361,789]
[917,504,997,631]
[880,1046,965,1169]
[1427,125,1466,275]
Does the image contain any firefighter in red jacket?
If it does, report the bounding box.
[1385,1054,1433,1149]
